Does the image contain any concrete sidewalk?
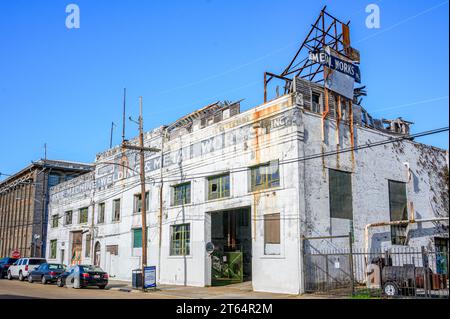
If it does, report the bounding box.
[106,280,342,299]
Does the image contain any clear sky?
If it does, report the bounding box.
[0,0,448,179]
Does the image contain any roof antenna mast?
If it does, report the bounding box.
[122,88,127,144]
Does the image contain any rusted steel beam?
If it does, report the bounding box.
[281,7,325,76]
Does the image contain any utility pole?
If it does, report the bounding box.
[138,96,148,291]
[122,96,160,291]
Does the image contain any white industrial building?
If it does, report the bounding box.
[46,76,448,294]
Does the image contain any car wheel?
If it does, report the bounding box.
[73,277,80,289]
[41,276,47,285]
[19,271,24,281]
[98,285,106,289]
[57,277,64,287]
[28,275,33,283]
[383,282,399,297]
[7,271,12,280]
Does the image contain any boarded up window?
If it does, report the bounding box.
[106,245,118,256]
[388,180,408,245]
[329,169,353,220]
[264,213,280,255]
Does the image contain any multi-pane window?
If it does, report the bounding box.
[207,174,230,200]
[388,180,408,245]
[51,215,59,228]
[85,234,91,258]
[50,240,57,259]
[250,161,280,192]
[97,203,105,224]
[134,192,149,214]
[64,211,72,225]
[329,169,353,220]
[172,183,191,206]
[264,213,281,255]
[312,92,321,113]
[79,207,88,224]
[112,199,121,222]
[170,224,190,256]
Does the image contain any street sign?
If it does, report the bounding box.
[144,266,156,289]
[11,250,20,259]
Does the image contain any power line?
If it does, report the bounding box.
[47,126,449,198]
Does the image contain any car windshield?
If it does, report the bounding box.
[80,265,104,272]
[29,259,46,265]
[48,264,64,270]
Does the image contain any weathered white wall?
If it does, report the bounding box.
[46,82,448,295]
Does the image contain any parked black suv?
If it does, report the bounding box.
[0,258,18,278]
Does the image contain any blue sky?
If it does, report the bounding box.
[0,0,448,179]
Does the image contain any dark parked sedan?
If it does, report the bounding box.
[28,263,66,284]
[56,265,108,289]
[0,258,18,278]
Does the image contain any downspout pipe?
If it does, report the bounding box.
[364,217,449,256]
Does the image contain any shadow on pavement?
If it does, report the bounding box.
[0,294,43,299]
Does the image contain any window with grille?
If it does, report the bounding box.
[207,174,230,200]
[50,240,57,259]
[51,215,59,228]
[64,211,72,225]
[134,192,149,214]
[170,224,190,256]
[250,161,280,192]
[264,213,281,255]
[329,169,353,220]
[97,203,105,224]
[388,180,408,245]
[172,183,191,206]
[112,199,121,222]
[79,207,88,224]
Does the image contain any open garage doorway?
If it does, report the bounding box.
[210,207,252,286]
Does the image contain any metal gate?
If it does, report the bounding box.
[211,250,244,286]
[302,234,354,295]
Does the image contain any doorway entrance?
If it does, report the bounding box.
[70,231,82,265]
[210,207,252,286]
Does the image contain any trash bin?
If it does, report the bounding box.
[132,269,142,289]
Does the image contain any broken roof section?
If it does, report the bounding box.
[167,100,242,139]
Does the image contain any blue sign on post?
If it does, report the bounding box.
[144,266,156,289]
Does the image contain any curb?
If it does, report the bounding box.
[109,287,141,293]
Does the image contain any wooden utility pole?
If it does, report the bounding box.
[138,96,148,291]
[122,96,160,291]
